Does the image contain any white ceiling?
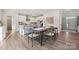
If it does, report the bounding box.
[17,9,59,15]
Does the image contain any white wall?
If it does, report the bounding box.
[43,10,62,32]
[1,9,18,32]
[1,9,62,32]
[0,9,1,20]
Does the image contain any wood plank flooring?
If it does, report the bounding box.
[0,31,79,50]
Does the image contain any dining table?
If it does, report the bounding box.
[33,26,53,46]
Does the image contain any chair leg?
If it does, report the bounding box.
[28,36,29,44]
[32,39,33,47]
[54,33,57,39]
[51,36,53,40]
[55,33,58,39]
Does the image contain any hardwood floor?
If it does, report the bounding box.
[0,31,79,50]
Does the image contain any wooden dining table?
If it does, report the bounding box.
[33,26,52,46]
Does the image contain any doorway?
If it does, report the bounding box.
[6,16,12,37]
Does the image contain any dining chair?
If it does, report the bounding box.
[24,25,33,43]
[28,30,41,47]
[53,27,58,39]
[44,28,55,41]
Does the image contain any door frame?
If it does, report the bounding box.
[6,16,12,36]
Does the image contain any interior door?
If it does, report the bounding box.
[6,16,12,36]
[7,16,12,31]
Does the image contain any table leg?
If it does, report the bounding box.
[40,32,43,46]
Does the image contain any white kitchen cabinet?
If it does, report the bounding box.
[19,25,24,35]
[0,26,5,40]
